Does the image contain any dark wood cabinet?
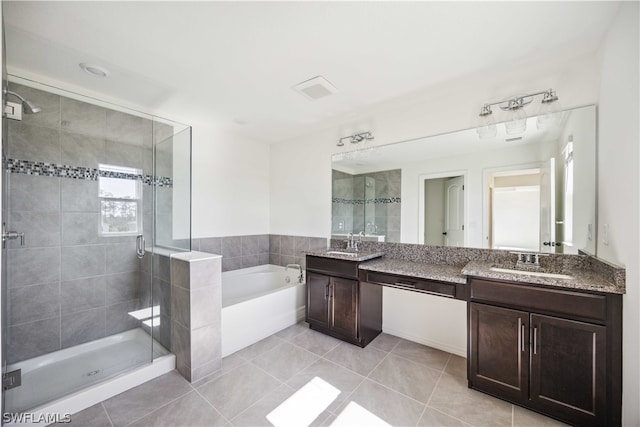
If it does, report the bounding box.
[468,277,621,427]
[529,314,606,426]
[469,303,529,404]
[306,256,382,347]
[306,272,330,326]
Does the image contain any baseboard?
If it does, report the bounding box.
[382,327,467,358]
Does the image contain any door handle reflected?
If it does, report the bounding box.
[136,234,145,259]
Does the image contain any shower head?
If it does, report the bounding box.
[4,89,41,114]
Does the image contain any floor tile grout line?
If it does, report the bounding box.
[191,357,250,389]
[425,406,474,427]
[233,335,286,362]
[421,354,478,427]
[417,353,450,425]
[425,353,451,407]
[121,386,194,427]
[383,349,450,377]
[248,348,322,387]
[100,402,115,427]
[249,339,323,379]
[192,385,233,426]
[247,359,289,386]
[287,335,342,358]
[364,375,432,408]
[228,382,295,425]
[317,346,383,379]
[328,346,394,416]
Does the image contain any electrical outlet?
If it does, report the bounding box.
[603,224,609,246]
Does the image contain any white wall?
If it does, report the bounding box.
[596,3,640,425]
[192,124,270,238]
[269,135,331,237]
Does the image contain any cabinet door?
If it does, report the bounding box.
[469,302,529,404]
[306,272,330,326]
[330,277,358,340]
[530,314,606,426]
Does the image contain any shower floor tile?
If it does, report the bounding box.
[65,323,569,427]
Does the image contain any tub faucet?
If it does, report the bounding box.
[286,264,304,283]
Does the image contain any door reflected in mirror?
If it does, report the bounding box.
[331,105,596,255]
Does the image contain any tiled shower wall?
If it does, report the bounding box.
[332,168,402,242]
[5,82,172,364]
[192,234,328,271]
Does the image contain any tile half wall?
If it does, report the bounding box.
[192,235,328,271]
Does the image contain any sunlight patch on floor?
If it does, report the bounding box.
[267,376,340,427]
[331,401,392,427]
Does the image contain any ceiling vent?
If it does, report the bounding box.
[505,136,523,143]
[293,76,338,100]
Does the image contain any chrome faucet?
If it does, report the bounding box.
[345,232,363,251]
[286,264,304,283]
[514,252,542,267]
[354,231,365,251]
[346,232,354,250]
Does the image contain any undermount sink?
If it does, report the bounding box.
[326,251,359,257]
[490,267,573,280]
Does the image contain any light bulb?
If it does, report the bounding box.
[477,105,497,139]
[505,108,527,135]
[536,99,563,129]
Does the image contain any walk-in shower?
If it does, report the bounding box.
[1,78,192,414]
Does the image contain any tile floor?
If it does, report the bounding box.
[54,323,569,427]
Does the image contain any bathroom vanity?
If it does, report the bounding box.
[305,249,624,427]
[305,254,383,347]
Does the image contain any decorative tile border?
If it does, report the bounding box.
[6,158,173,187]
[332,197,401,205]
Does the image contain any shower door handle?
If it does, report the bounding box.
[2,223,24,248]
[136,234,145,259]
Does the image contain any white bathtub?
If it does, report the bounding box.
[222,264,306,357]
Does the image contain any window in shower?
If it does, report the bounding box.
[99,164,142,235]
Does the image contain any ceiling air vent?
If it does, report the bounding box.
[505,136,523,143]
[293,76,338,100]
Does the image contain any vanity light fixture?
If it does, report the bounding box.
[337,131,374,147]
[477,89,559,138]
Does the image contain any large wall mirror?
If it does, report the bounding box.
[331,105,596,255]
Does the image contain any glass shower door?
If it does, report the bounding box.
[0,79,167,413]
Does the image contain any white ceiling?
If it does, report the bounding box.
[2,1,620,143]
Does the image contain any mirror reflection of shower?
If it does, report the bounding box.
[4,88,42,114]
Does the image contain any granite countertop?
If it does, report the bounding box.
[307,247,624,295]
[462,260,625,295]
[359,258,467,284]
[305,250,385,262]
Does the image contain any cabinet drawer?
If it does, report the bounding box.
[470,278,607,322]
[307,256,359,279]
[364,271,456,298]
